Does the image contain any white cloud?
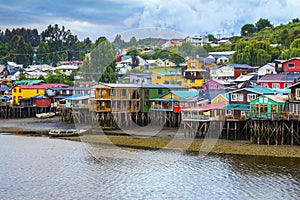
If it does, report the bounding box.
[120,0,300,37]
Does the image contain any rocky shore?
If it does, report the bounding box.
[1,117,300,158]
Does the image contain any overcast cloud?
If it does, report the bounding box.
[0,0,299,41]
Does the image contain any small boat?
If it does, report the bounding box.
[36,112,56,119]
[49,129,86,137]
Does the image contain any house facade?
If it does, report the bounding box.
[12,83,67,105]
[150,90,199,113]
[141,84,189,113]
[249,95,286,119]
[203,80,224,90]
[282,58,300,73]
[181,58,207,88]
[152,71,182,85]
[258,74,300,89]
[286,81,300,117]
[93,83,141,113]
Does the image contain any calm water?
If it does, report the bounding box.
[0,134,300,200]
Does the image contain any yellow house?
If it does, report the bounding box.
[12,83,67,105]
[182,58,215,88]
[152,71,183,84]
[93,83,141,113]
[211,93,229,104]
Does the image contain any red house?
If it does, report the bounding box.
[275,58,300,73]
[258,74,300,89]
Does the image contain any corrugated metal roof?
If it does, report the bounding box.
[171,90,198,99]
[15,83,67,89]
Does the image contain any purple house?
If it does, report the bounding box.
[203,80,224,91]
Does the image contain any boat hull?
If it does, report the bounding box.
[49,129,86,137]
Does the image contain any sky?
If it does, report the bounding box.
[0,0,299,41]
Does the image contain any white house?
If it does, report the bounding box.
[258,63,277,76]
[55,65,79,76]
[210,65,235,81]
[184,35,209,46]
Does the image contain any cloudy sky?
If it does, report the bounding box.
[0,0,299,41]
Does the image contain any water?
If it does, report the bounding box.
[0,134,299,200]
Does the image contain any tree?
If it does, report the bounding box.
[207,34,217,42]
[292,18,300,23]
[241,24,256,36]
[9,35,33,66]
[18,72,27,80]
[290,38,300,49]
[81,37,116,82]
[127,46,139,67]
[255,18,273,32]
[232,40,273,66]
[168,48,185,66]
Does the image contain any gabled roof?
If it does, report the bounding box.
[13,80,45,86]
[66,94,89,100]
[258,73,300,82]
[199,89,226,101]
[281,57,300,63]
[288,81,300,89]
[171,90,198,99]
[228,87,276,95]
[141,84,188,89]
[48,87,90,91]
[212,64,253,69]
[153,71,181,75]
[262,95,287,103]
[93,83,140,89]
[181,101,227,111]
[224,104,250,110]
[14,83,68,89]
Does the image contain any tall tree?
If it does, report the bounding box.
[81,37,116,82]
[9,35,33,66]
[232,40,273,66]
[255,18,273,32]
[241,24,256,36]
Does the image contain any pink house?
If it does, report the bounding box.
[203,80,224,91]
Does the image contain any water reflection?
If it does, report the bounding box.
[0,134,299,200]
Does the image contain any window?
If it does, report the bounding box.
[19,89,21,93]
[288,63,295,68]
[226,110,232,116]
[214,84,219,89]
[190,79,195,83]
[285,83,292,88]
[238,94,244,101]
[232,93,243,101]
[157,76,161,80]
[231,94,237,101]
[296,89,300,99]
[272,83,280,88]
[122,89,126,96]
[14,88,16,92]
[247,94,257,102]
[158,89,162,95]
[110,89,115,96]
[262,83,269,88]
[190,62,196,67]
[144,90,149,98]
[144,101,150,107]
[36,89,39,93]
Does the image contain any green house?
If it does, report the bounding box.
[249,95,287,118]
[141,84,189,113]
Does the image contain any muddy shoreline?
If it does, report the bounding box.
[1,117,300,158]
